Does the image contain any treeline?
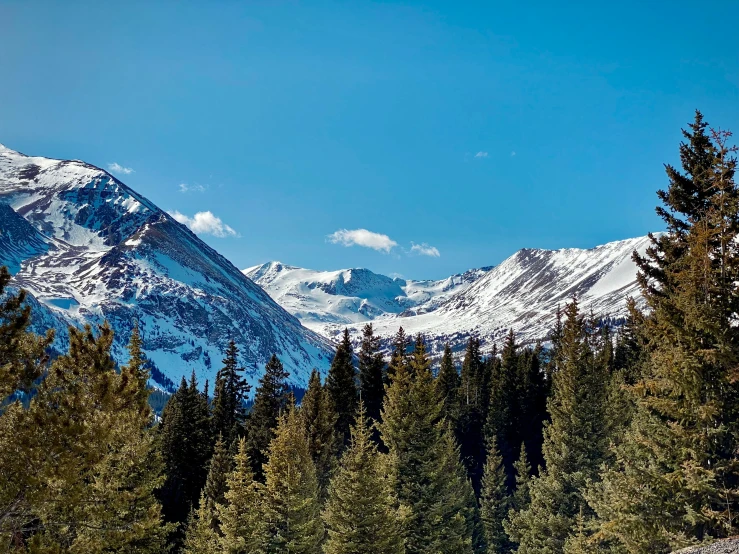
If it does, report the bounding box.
[1,111,739,553]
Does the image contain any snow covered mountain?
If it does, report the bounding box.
[242,262,491,334]
[0,145,333,390]
[245,236,652,356]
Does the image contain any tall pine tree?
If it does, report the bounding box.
[212,339,250,446]
[358,323,385,426]
[299,368,338,496]
[325,328,358,447]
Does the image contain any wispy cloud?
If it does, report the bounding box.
[510,151,517,157]
[168,210,239,238]
[410,242,441,257]
[179,183,207,193]
[328,228,397,253]
[474,151,488,158]
[108,162,134,175]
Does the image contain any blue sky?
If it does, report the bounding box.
[2,1,738,279]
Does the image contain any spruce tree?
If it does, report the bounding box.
[262,405,323,554]
[510,443,532,514]
[586,114,739,552]
[299,368,338,495]
[218,438,267,554]
[386,326,410,383]
[322,403,403,554]
[506,299,610,554]
[245,353,290,481]
[436,342,460,424]
[480,438,511,554]
[358,323,385,426]
[203,434,232,509]
[457,336,488,493]
[325,328,357,447]
[212,339,250,445]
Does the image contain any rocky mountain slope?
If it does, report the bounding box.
[245,236,652,356]
[0,144,333,390]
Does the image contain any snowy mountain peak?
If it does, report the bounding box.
[0,145,333,390]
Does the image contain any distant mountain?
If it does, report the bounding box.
[242,262,491,334]
[245,236,652,356]
[0,144,333,390]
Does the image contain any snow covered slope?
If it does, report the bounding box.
[0,144,332,389]
[245,237,652,356]
[242,262,491,334]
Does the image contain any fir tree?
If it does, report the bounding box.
[386,326,410,383]
[325,328,358,447]
[262,405,323,554]
[203,434,232,510]
[212,339,250,445]
[436,342,460,424]
[380,336,475,554]
[457,336,488,493]
[299,368,338,495]
[358,323,385,426]
[510,443,532,514]
[218,438,267,554]
[480,438,511,554]
[245,354,290,481]
[322,402,403,554]
[182,493,220,554]
[586,114,739,552]
[506,299,610,554]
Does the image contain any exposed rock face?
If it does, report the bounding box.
[672,538,739,553]
[0,144,333,390]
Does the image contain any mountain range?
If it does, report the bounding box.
[0,143,654,389]
[244,235,652,357]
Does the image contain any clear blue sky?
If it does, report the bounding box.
[2,1,737,279]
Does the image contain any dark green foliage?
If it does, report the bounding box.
[158,372,213,547]
[386,326,410,384]
[456,336,488,493]
[358,323,385,426]
[325,328,357,447]
[436,343,460,424]
[211,339,250,445]
[203,434,231,509]
[246,353,290,481]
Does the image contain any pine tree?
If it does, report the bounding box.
[322,402,403,554]
[380,336,475,554]
[358,323,385,426]
[386,326,410,383]
[158,371,213,546]
[121,321,150,412]
[262,405,323,554]
[457,336,488,493]
[506,299,610,554]
[204,434,232,509]
[436,342,460,423]
[218,438,267,554]
[480,438,511,554]
[0,324,170,552]
[246,354,290,481]
[183,493,220,554]
[299,368,338,496]
[212,339,250,445]
[325,328,358,447]
[586,114,739,552]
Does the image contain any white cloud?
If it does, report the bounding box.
[410,242,441,257]
[108,162,134,175]
[179,183,206,193]
[511,151,517,157]
[327,228,397,253]
[474,151,488,158]
[168,210,239,238]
